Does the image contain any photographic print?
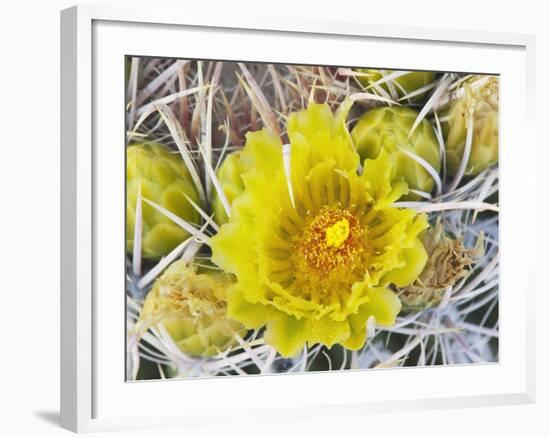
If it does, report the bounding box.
[125,58,499,381]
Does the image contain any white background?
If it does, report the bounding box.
[0,0,546,437]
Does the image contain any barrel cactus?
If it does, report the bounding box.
[351,106,441,199]
[212,151,245,225]
[442,76,499,176]
[356,69,436,103]
[127,143,201,259]
[137,260,246,357]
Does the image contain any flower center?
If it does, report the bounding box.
[294,207,364,277]
[325,218,350,248]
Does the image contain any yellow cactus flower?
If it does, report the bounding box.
[136,260,246,357]
[212,151,245,225]
[351,106,441,199]
[210,102,429,357]
[443,76,499,176]
[127,143,201,259]
[356,69,436,103]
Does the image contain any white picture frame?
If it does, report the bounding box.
[60,4,536,433]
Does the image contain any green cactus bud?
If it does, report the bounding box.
[400,219,484,312]
[137,260,246,357]
[351,106,441,199]
[127,143,201,259]
[356,69,436,103]
[212,151,245,225]
[442,76,499,176]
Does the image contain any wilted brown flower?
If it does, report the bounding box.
[399,219,484,311]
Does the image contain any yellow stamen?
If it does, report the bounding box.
[325,218,350,248]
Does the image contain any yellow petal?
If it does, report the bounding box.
[382,238,428,288]
[210,221,256,279]
[304,317,350,350]
[343,286,401,350]
[362,287,402,326]
[239,129,283,177]
[264,314,308,358]
[362,149,405,204]
[288,101,358,173]
[226,286,271,329]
